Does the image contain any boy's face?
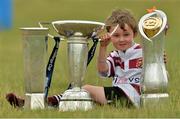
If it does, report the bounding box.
[110,24,135,51]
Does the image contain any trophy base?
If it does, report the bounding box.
[59,87,93,111]
[24,93,45,109]
[140,93,169,107]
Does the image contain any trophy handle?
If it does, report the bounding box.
[39,22,65,40]
[38,22,62,102]
[44,36,60,103]
[87,34,99,66]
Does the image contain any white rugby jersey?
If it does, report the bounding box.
[102,43,142,107]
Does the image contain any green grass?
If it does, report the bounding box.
[0,0,180,118]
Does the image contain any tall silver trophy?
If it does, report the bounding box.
[52,20,104,111]
[138,10,169,107]
[21,28,49,109]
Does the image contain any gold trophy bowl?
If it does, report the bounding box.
[143,16,162,38]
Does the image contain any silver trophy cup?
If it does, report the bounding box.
[138,10,169,107]
[21,27,49,109]
[52,20,104,111]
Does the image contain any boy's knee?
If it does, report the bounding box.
[82,84,92,91]
[82,84,92,92]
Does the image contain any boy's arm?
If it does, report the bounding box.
[97,46,109,75]
[97,33,111,75]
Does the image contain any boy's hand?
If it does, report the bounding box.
[137,58,143,68]
[96,26,111,47]
[99,33,111,47]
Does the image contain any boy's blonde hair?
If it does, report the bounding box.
[105,9,138,35]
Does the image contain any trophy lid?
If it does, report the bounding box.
[52,20,105,37]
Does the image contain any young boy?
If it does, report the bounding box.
[6,9,143,108]
[82,9,142,107]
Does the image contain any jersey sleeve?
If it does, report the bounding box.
[106,55,115,77]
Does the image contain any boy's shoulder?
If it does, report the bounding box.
[134,43,142,49]
[108,43,142,57]
[109,50,119,57]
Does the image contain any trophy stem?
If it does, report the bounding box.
[59,33,93,111]
[67,36,88,88]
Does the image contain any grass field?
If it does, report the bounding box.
[0,0,180,118]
